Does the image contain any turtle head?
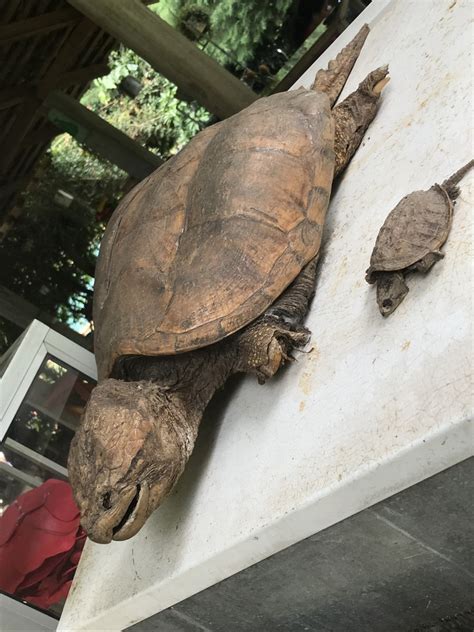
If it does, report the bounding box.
[376,271,409,317]
[68,379,188,543]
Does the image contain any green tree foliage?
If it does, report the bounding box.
[82,46,210,157]
[0,154,100,327]
[155,0,294,66]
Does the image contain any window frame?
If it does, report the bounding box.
[0,320,96,444]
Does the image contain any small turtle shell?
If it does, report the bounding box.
[366,184,453,283]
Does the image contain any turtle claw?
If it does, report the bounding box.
[237,321,311,383]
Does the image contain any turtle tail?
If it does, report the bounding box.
[311,23,370,107]
[441,159,474,200]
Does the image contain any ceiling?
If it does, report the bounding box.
[0,1,118,222]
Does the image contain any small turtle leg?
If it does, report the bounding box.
[234,259,318,383]
[375,271,409,317]
[410,250,444,273]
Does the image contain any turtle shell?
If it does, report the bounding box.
[366,184,453,283]
[94,88,335,380]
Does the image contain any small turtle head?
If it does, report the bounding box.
[68,379,186,543]
[376,271,409,317]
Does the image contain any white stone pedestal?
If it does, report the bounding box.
[59,1,473,629]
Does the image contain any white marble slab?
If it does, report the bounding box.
[59,1,473,629]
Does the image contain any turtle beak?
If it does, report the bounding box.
[111,481,150,541]
[81,482,150,544]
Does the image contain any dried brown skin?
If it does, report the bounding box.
[68,26,389,543]
[366,160,473,316]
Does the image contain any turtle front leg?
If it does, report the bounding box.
[234,258,318,383]
[235,320,310,384]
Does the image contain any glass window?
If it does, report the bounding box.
[5,355,95,469]
[0,353,95,619]
[0,459,34,518]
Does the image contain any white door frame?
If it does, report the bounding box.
[0,321,96,630]
[0,320,97,443]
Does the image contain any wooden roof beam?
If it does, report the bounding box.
[19,124,60,149]
[45,90,162,180]
[0,1,164,44]
[0,63,110,111]
[0,86,32,111]
[38,62,110,97]
[0,7,81,44]
[0,98,43,176]
[0,18,96,175]
[67,0,257,119]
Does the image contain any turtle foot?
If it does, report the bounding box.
[236,319,311,384]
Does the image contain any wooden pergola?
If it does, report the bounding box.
[0,0,256,223]
[1,3,112,222]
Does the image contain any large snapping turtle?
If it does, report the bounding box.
[68,25,389,543]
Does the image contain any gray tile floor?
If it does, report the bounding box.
[129,458,474,632]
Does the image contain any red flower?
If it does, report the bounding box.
[0,479,85,610]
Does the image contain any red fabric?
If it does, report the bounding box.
[0,479,85,609]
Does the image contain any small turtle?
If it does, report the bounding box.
[366,160,473,316]
[68,26,389,543]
